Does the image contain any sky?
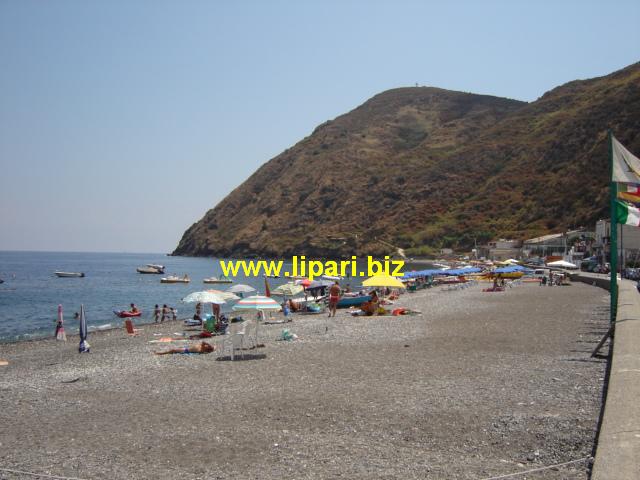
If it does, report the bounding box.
[1,0,639,253]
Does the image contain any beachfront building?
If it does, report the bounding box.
[522,230,593,264]
[477,239,522,261]
[595,219,640,267]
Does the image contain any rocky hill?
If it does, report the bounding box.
[174,62,640,257]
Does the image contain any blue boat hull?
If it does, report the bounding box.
[336,295,371,308]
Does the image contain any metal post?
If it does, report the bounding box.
[609,131,618,323]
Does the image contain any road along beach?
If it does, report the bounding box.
[0,281,609,479]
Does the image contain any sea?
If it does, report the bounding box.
[0,251,399,343]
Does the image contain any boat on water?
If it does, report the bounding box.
[113,310,142,318]
[203,275,233,284]
[161,275,190,284]
[55,272,85,278]
[336,294,371,308]
[137,264,165,274]
[265,274,280,278]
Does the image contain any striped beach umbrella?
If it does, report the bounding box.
[78,304,90,353]
[232,295,281,311]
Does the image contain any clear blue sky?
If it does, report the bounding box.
[1,0,638,253]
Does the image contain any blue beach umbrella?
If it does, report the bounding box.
[78,304,90,353]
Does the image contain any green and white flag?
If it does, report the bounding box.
[612,136,640,184]
[615,200,640,226]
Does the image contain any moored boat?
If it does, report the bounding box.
[203,275,233,284]
[55,271,85,278]
[336,294,371,308]
[161,275,190,284]
[137,265,164,274]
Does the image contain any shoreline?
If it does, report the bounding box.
[0,282,609,479]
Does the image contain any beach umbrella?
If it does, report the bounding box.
[307,279,334,289]
[182,291,226,305]
[362,275,406,289]
[232,295,282,344]
[232,295,281,311]
[272,282,304,297]
[55,304,66,342]
[78,304,90,353]
[546,260,578,269]
[227,284,256,294]
[205,289,239,301]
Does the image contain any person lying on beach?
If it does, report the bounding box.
[154,341,215,355]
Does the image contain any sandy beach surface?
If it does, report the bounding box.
[0,281,609,479]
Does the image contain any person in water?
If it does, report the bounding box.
[328,281,341,317]
[154,341,214,355]
[130,303,139,314]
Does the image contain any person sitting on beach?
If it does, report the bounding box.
[194,302,202,321]
[154,341,215,355]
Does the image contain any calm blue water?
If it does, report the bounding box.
[0,251,313,343]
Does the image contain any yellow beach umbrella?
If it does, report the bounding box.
[362,275,405,289]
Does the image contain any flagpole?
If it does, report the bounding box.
[609,130,618,323]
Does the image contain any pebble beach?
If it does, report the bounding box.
[0,281,609,479]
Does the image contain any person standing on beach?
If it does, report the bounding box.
[161,304,169,323]
[170,307,177,321]
[328,281,341,317]
[153,304,161,323]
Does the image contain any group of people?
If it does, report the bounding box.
[152,304,177,323]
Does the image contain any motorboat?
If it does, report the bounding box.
[137,265,164,274]
[55,272,85,278]
[147,264,165,271]
[203,275,233,284]
[161,275,190,284]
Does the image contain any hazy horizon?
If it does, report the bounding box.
[2,0,639,253]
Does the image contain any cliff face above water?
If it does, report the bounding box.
[174,63,640,257]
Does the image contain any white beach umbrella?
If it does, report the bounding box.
[227,284,256,294]
[546,260,578,269]
[271,282,304,297]
[205,289,239,301]
[182,291,226,305]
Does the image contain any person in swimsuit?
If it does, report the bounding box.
[328,281,341,317]
[130,303,139,314]
[153,304,161,323]
[154,341,214,355]
[161,304,169,323]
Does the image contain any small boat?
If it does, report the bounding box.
[55,272,85,278]
[203,275,233,284]
[137,265,164,274]
[322,274,343,281]
[336,295,371,308]
[161,275,190,284]
[113,310,142,318]
[265,274,280,279]
[147,264,165,271]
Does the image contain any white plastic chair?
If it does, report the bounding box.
[220,321,247,361]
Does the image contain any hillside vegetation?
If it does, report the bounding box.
[174,63,640,257]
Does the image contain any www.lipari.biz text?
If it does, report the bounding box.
[219,256,405,281]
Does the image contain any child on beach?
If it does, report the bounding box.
[170,307,177,321]
[153,304,161,323]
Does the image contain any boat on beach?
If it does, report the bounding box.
[137,264,165,274]
[161,275,190,284]
[55,272,85,278]
[336,294,371,308]
[203,275,233,284]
